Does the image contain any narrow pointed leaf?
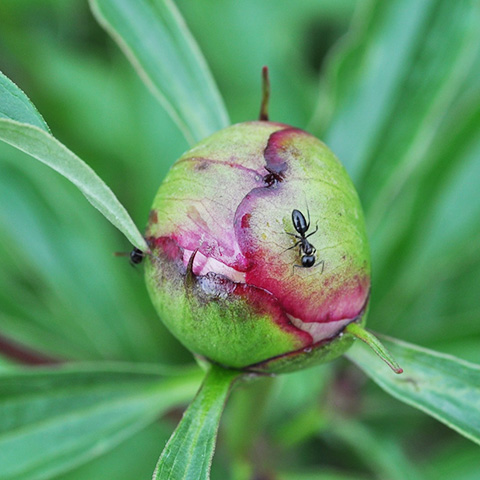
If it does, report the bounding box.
[345,323,403,374]
[153,365,243,480]
[0,71,50,132]
[0,363,202,480]
[0,119,147,251]
[90,0,229,144]
[346,336,480,446]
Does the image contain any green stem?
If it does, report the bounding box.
[258,66,270,121]
[345,323,403,374]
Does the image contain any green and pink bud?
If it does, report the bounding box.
[144,121,372,373]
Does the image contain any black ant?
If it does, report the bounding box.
[115,247,145,266]
[287,209,324,271]
[129,247,145,265]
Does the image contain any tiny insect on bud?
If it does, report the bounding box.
[130,247,145,265]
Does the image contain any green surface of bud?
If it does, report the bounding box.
[145,122,370,373]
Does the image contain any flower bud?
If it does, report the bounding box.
[145,122,370,373]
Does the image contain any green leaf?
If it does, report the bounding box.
[0,118,147,251]
[0,363,202,480]
[316,0,480,192]
[346,336,480,446]
[89,0,230,144]
[153,364,243,480]
[0,70,50,132]
[0,153,184,363]
[328,419,423,480]
[57,423,173,480]
[278,470,370,480]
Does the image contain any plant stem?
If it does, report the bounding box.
[259,66,270,121]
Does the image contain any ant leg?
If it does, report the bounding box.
[315,259,325,274]
[305,224,318,239]
[284,240,301,252]
[292,263,302,275]
[283,233,301,252]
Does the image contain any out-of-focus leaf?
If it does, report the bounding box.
[274,406,328,448]
[153,364,242,480]
[0,118,147,250]
[0,70,49,131]
[316,0,480,193]
[424,442,480,480]
[0,363,202,480]
[267,365,332,422]
[176,0,359,127]
[371,96,480,343]
[278,470,369,480]
[346,336,480,446]
[327,419,422,480]
[0,146,186,363]
[89,0,229,144]
[56,423,172,480]
[0,353,15,371]
[223,375,276,467]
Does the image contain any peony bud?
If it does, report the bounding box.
[144,121,370,373]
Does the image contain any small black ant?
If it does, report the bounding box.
[129,247,145,265]
[115,247,145,266]
[287,209,324,271]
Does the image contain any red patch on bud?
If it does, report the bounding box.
[264,128,308,171]
[148,236,182,262]
[241,213,251,229]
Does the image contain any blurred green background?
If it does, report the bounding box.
[1,0,479,479]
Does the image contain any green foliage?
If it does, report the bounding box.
[0,68,147,250]
[0,363,202,479]
[0,0,479,479]
[0,71,49,131]
[89,0,229,144]
[0,115,146,251]
[347,336,480,446]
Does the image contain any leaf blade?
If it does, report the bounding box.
[346,336,480,446]
[90,0,230,144]
[0,70,50,132]
[0,363,202,480]
[0,119,147,251]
